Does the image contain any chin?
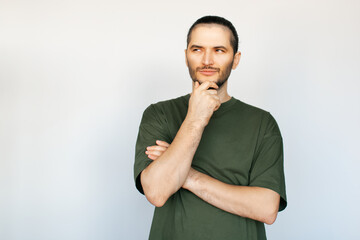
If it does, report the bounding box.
[196,78,219,85]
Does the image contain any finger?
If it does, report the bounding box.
[207,89,218,95]
[146,150,163,157]
[212,94,220,101]
[156,140,170,147]
[210,94,221,107]
[198,81,218,90]
[208,82,219,89]
[213,99,221,111]
[193,81,200,89]
[147,145,167,152]
[197,81,211,90]
[147,154,157,160]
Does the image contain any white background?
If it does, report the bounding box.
[1,0,359,239]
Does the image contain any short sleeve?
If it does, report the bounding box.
[133,104,171,194]
[249,113,287,211]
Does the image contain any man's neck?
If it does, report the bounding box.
[216,81,231,103]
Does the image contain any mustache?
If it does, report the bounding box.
[196,66,220,71]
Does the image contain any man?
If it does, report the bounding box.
[134,16,287,240]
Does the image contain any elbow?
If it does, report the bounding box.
[263,211,278,225]
[145,192,167,207]
[141,171,168,207]
[262,204,278,225]
[262,191,280,225]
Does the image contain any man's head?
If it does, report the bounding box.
[185,16,241,88]
[187,16,239,55]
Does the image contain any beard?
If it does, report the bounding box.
[187,59,234,89]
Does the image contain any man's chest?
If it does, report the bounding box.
[167,112,261,186]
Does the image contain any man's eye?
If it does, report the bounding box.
[193,49,200,52]
[216,49,225,53]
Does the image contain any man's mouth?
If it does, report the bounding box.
[198,68,219,76]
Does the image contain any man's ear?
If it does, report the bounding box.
[232,51,241,70]
[184,49,188,67]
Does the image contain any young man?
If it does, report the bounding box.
[134,16,287,240]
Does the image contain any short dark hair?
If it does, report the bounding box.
[187,16,239,54]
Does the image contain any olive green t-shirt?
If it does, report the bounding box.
[134,94,287,240]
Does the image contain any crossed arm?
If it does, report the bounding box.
[145,140,280,225]
[140,82,280,225]
[140,119,204,207]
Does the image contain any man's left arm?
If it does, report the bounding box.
[182,168,280,225]
[181,113,286,225]
[146,113,287,225]
[146,141,281,225]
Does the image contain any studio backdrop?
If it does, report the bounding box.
[0,0,359,239]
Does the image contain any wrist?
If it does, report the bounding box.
[183,168,200,190]
[183,116,207,130]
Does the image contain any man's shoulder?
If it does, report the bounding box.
[154,94,189,106]
[146,94,189,112]
[233,98,281,135]
[232,97,270,117]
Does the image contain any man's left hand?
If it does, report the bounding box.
[145,140,170,160]
[145,140,197,189]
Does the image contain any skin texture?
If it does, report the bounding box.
[140,24,280,224]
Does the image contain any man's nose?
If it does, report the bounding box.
[202,50,214,65]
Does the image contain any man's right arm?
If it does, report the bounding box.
[140,81,220,207]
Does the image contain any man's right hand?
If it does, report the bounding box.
[140,81,219,207]
[186,81,221,127]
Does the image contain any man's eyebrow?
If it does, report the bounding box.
[214,45,228,50]
[189,45,203,49]
[189,45,228,50]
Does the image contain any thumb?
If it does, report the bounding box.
[194,81,200,88]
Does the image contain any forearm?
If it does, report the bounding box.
[183,169,280,224]
[141,118,204,207]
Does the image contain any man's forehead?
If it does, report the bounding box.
[189,24,232,47]
[192,23,230,31]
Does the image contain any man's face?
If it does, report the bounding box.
[185,24,240,88]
